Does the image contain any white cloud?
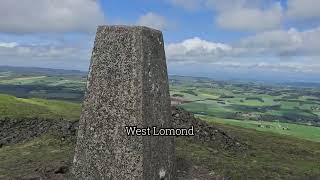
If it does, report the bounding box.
[0,0,105,34]
[137,12,168,30]
[0,42,18,48]
[0,41,91,70]
[215,4,283,32]
[287,0,320,20]
[166,37,232,62]
[166,0,284,32]
[0,41,90,59]
[238,27,320,56]
[206,0,283,32]
[166,26,320,63]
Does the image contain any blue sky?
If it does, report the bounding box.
[0,0,319,82]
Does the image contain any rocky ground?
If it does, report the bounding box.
[172,107,247,153]
[0,107,247,180]
[0,118,78,148]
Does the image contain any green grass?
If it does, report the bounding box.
[0,134,75,179]
[171,83,320,127]
[0,75,86,90]
[0,93,81,121]
[199,115,320,142]
[177,122,320,179]
[1,123,319,179]
[0,76,47,85]
[182,102,235,119]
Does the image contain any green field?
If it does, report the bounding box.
[0,67,320,179]
[199,115,320,142]
[0,68,86,102]
[169,76,320,142]
[0,93,80,121]
[177,122,320,179]
[0,68,319,140]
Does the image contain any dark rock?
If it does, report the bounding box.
[172,106,247,152]
[54,166,69,174]
[0,118,77,147]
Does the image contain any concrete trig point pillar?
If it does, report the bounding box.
[73,26,175,180]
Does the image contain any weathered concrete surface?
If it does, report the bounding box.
[73,26,175,180]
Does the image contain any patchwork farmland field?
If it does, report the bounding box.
[170,76,320,142]
[0,67,319,142]
[0,67,320,179]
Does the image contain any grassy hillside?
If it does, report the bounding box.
[1,121,320,179]
[0,94,80,121]
[0,134,75,179]
[177,122,320,179]
[199,115,320,142]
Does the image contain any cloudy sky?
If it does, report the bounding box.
[0,0,319,82]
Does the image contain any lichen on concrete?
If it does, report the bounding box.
[73,26,175,180]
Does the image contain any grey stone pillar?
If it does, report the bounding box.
[73,26,175,180]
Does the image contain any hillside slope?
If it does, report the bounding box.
[0,94,80,121]
[0,96,319,179]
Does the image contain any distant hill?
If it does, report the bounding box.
[0,66,87,77]
[282,82,320,88]
[1,66,320,89]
